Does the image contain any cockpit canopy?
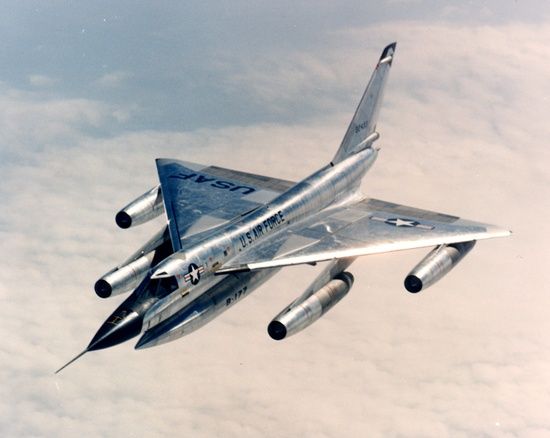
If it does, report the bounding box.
[151,255,186,280]
[150,275,179,298]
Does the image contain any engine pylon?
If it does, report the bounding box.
[94,227,172,298]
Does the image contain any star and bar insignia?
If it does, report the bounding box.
[369,216,434,230]
[183,263,205,285]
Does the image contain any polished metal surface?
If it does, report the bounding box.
[332,42,395,164]
[95,251,155,298]
[116,185,164,229]
[268,271,354,340]
[404,241,476,293]
[136,268,278,349]
[155,159,296,251]
[217,196,509,273]
[94,226,172,298]
[148,145,378,321]
[56,43,512,373]
[275,257,357,316]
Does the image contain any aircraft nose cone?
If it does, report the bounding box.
[88,310,142,351]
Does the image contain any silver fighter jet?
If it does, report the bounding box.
[57,43,511,373]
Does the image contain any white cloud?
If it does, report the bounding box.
[95,71,132,88]
[28,74,57,87]
[0,86,131,158]
[1,17,549,438]
[217,52,345,114]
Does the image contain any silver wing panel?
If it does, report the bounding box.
[218,198,511,273]
[204,165,294,193]
[156,159,295,251]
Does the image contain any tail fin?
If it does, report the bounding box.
[332,42,396,164]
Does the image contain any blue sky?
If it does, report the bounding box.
[1,2,549,437]
[1,1,547,134]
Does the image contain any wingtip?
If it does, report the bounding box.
[380,42,397,60]
[54,349,88,375]
[486,225,513,239]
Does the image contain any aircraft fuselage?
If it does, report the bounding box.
[143,146,379,328]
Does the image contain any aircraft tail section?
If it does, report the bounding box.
[332,42,396,164]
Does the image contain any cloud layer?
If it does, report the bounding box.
[1,7,549,438]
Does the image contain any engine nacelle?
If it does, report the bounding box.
[267,272,354,340]
[94,226,172,298]
[95,252,156,298]
[404,240,476,293]
[116,185,164,229]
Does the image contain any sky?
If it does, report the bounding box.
[1,1,550,437]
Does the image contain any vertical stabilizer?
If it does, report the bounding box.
[332,42,396,164]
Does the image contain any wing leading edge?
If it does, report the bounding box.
[217,198,511,273]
